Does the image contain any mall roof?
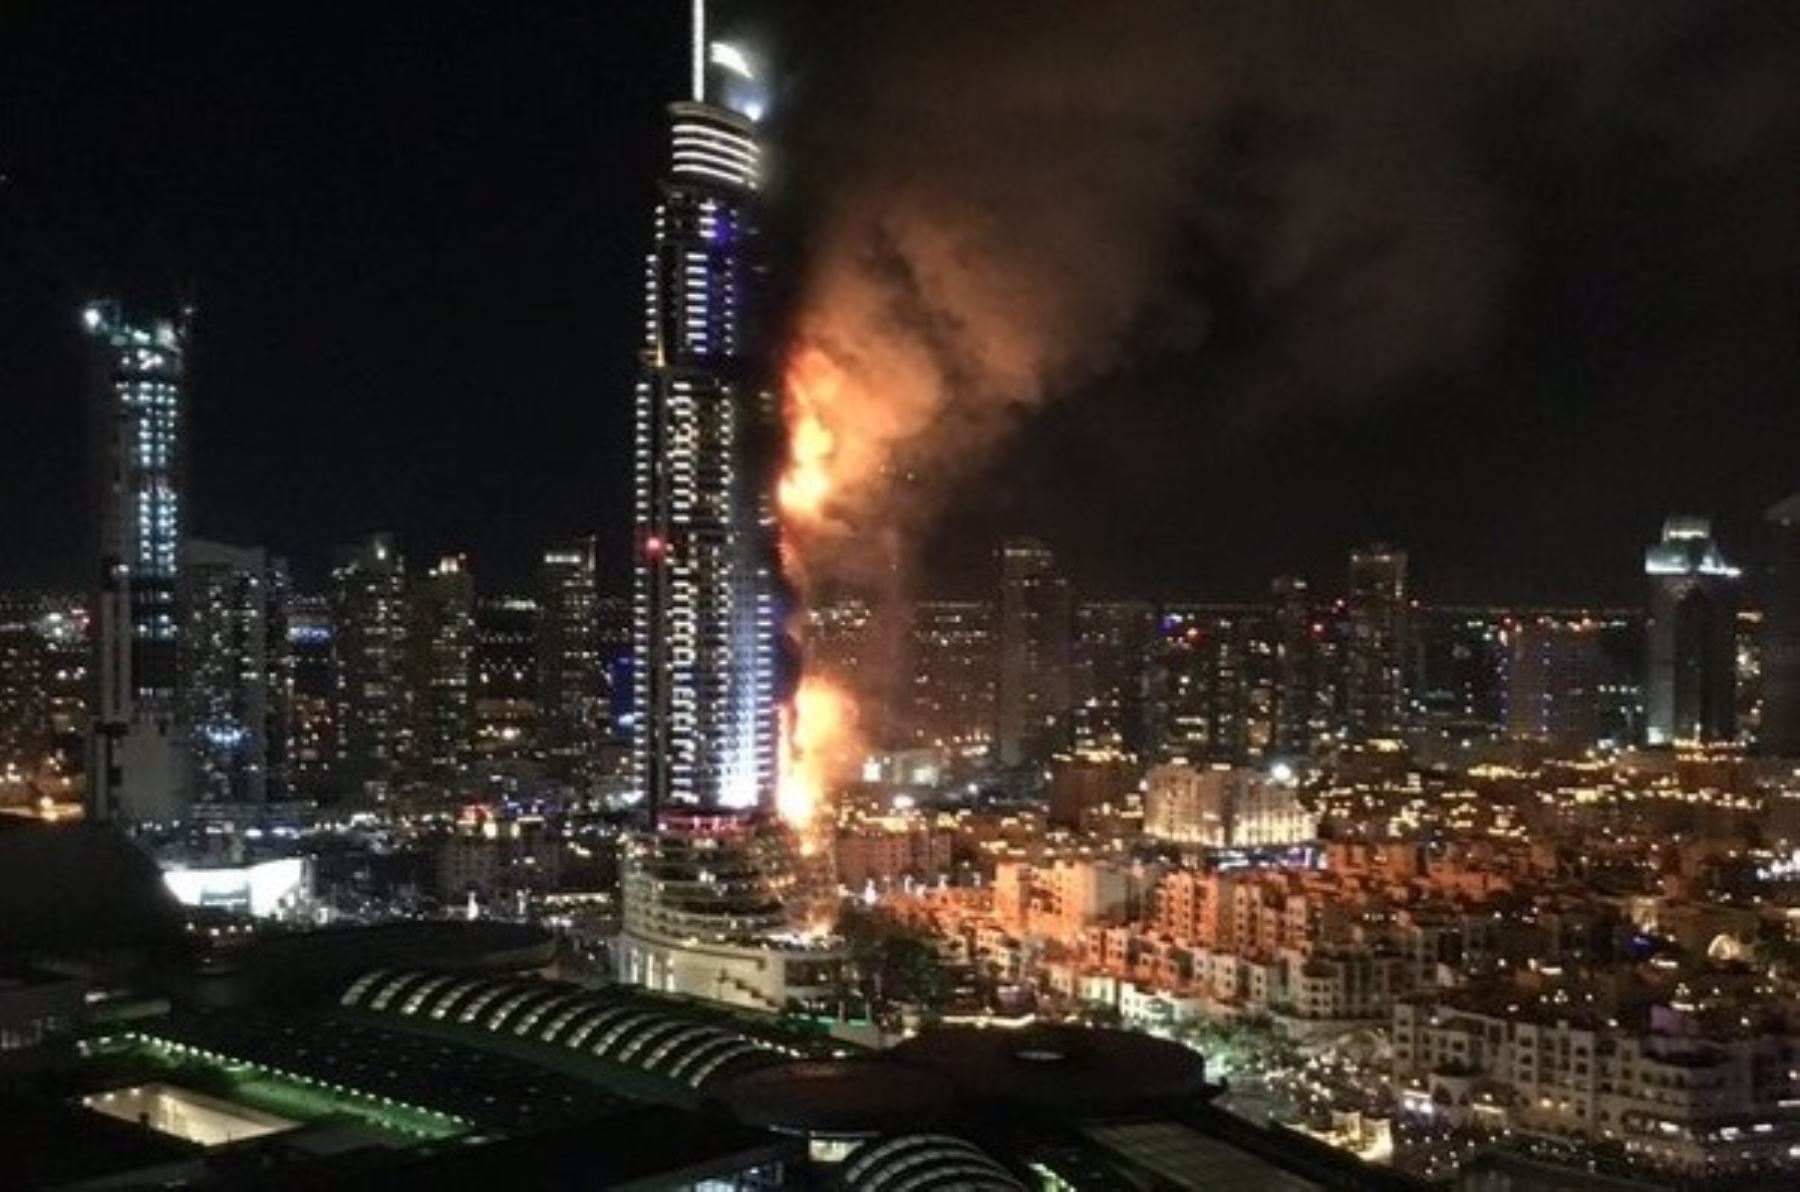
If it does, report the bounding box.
[836,1133,1026,1191]
[341,968,797,1100]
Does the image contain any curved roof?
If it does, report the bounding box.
[888,1023,1208,1119]
[341,969,783,1093]
[717,1058,954,1136]
[837,1134,1024,1191]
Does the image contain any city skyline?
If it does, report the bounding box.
[6,6,1800,1190]
[4,3,1799,602]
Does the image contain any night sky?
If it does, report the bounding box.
[3,1,1798,604]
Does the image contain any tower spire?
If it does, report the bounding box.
[691,0,706,101]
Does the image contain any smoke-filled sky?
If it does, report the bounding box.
[766,0,1800,603]
[3,1,1797,603]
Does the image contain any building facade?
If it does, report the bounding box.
[1146,608,1254,766]
[996,539,1072,766]
[909,600,996,754]
[330,534,407,802]
[406,554,475,781]
[1143,764,1315,849]
[536,543,601,777]
[0,596,84,778]
[1762,495,1800,756]
[183,540,291,804]
[1644,517,1739,746]
[1345,544,1409,742]
[286,594,336,798]
[474,595,538,762]
[630,49,779,820]
[1269,577,1319,756]
[1503,616,1601,749]
[84,300,189,822]
[1071,601,1155,756]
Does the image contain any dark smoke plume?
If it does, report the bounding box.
[756,0,1800,713]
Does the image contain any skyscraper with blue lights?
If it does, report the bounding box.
[631,20,779,820]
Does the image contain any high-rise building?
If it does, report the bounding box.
[1762,495,1800,756]
[909,600,996,753]
[538,543,602,779]
[1071,601,1155,755]
[1735,609,1763,745]
[1644,517,1739,746]
[597,593,633,747]
[997,539,1073,766]
[1345,544,1409,741]
[1412,608,1506,736]
[617,21,845,1012]
[1146,608,1251,766]
[0,597,48,772]
[183,540,291,804]
[1503,616,1602,749]
[1268,577,1318,756]
[1046,752,1137,829]
[330,534,407,802]
[407,554,475,781]
[630,30,779,821]
[1593,612,1645,748]
[37,599,90,776]
[806,596,874,682]
[0,595,89,787]
[84,300,189,822]
[286,594,336,798]
[474,595,538,762]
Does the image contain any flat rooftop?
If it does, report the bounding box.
[83,1081,297,1148]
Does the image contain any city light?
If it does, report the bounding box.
[5,6,1800,1190]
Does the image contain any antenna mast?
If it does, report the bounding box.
[691,0,706,101]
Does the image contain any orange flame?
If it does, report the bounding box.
[778,675,855,851]
[776,345,844,530]
[776,346,860,843]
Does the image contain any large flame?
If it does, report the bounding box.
[776,345,860,845]
[777,345,842,531]
[777,674,852,849]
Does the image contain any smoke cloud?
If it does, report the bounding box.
[779,0,1795,529]
[762,0,1799,722]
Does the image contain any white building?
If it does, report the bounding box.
[1144,764,1315,849]
[617,818,840,1015]
[1393,993,1800,1174]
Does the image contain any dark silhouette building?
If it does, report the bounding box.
[1644,517,1739,746]
[1345,544,1409,741]
[1762,495,1800,756]
[996,540,1072,766]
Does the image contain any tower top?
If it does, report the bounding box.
[691,0,706,101]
